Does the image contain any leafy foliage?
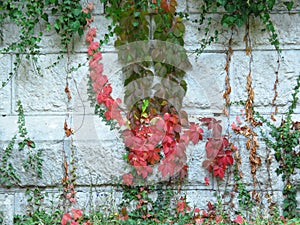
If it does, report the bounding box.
[0,100,43,187]
[255,76,300,218]
[195,0,295,52]
[201,118,235,179]
[0,0,92,87]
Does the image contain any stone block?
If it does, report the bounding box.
[0,140,63,186]
[230,50,300,111]
[14,54,69,113]
[0,193,14,225]
[184,53,226,113]
[251,14,300,49]
[73,140,126,185]
[0,54,12,115]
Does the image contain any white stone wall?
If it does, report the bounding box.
[0,0,300,223]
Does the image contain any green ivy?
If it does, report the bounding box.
[255,76,300,218]
[0,100,43,187]
[195,0,295,52]
[0,0,91,88]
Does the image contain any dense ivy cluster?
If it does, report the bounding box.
[0,0,92,87]
[195,0,295,53]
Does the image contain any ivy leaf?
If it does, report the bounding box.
[132,21,139,27]
[73,8,82,17]
[142,99,149,113]
[41,13,49,22]
[54,21,60,32]
[26,140,36,148]
[70,20,81,32]
[283,1,294,11]
[18,141,26,150]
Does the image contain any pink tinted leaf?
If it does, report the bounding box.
[61,213,72,225]
[205,139,222,159]
[179,110,189,127]
[202,159,213,169]
[158,159,175,177]
[71,209,83,220]
[234,215,244,224]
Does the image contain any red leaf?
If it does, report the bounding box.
[147,148,161,165]
[211,122,222,139]
[178,164,188,179]
[202,159,213,169]
[61,213,72,225]
[136,166,153,178]
[204,176,209,186]
[223,137,229,147]
[158,158,175,177]
[122,173,133,186]
[189,122,203,145]
[213,165,225,179]
[207,201,214,211]
[205,139,222,159]
[199,117,212,125]
[234,215,244,224]
[71,209,83,220]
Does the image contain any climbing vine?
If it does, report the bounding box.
[255,76,300,218]
[195,0,294,52]
[0,100,43,187]
[0,0,93,87]
[0,0,299,223]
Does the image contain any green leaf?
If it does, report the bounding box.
[132,21,139,27]
[29,141,36,148]
[51,8,58,15]
[284,1,294,11]
[70,20,81,31]
[41,13,48,22]
[73,8,82,17]
[18,141,26,150]
[142,99,149,113]
[53,21,60,32]
[133,11,140,17]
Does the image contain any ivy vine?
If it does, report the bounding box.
[255,76,300,218]
[0,0,92,87]
[0,100,43,187]
[195,0,295,52]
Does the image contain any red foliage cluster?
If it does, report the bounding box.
[123,104,203,183]
[201,118,235,179]
[86,27,125,126]
[61,209,91,225]
[86,27,205,185]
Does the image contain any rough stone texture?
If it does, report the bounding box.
[0,54,12,115]
[0,0,300,224]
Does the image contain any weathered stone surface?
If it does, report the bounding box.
[0,115,66,142]
[229,50,300,114]
[1,1,300,223]
[251,14,300,49]
[184,53,226,113]
[74,140,126,185]
[0,193,14,225]
[0,54,12,115]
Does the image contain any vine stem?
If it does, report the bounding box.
[271,53,281,121]
[223,28,233,117]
